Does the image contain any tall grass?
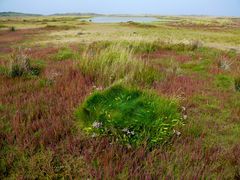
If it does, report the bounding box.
[78,43,160,86]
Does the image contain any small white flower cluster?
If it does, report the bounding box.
[181,106,186,112]
[48,71,62,81]
[181,106,188,120]
[92,121,102,129]
[93,85,103,91]
[122,128,135,136]
[91,133,97,138]
[173,129,181,136]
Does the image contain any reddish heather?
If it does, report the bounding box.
[69,43,82,52]
[63,134,232,179]
[0,29,42,47]
[0,60,93,151]
[155,74,206,97]
[141,49,192,63]
[209,66,224,75]
[27,45,59,59]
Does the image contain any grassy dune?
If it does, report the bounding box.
[0,16,240,179]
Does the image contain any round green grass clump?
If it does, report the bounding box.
[75,85,182,148]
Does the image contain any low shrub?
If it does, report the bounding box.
[10,26,15,32]
[218,59,231,70]
[8,49,43,77]
[75,85,182,148]
[189,40,203,50]
[54,48,74,61]
[235,77,240,92]
[79,44,160,86]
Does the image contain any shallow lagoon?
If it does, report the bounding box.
[85,16,159,23]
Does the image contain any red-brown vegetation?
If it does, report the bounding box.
[141,49,192,63]
[0,60,92,151]
[155,74,206,97]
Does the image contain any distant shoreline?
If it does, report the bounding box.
[0,11,240,18]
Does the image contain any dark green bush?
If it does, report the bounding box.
[10,26,15,32]
[75,85,182,148]
[235,77,240,92]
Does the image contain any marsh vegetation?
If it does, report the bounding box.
[0,15,240,179]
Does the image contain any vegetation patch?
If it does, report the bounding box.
[79,44,160,86]
[44,24,77,30]
[181,59,211,73]
[123,21,157,28]
[235,77,240,92]
[75,85,182,147]
[10,26,16,32]
[54,47,75,61]
[124,41,160,54]
[0,65,8,75]
[6,49,43,78]
[215,74,234,90]
[0,24,6,29]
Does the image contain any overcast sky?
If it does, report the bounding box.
[0,0,240,16]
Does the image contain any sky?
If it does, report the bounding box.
[0,0,240,17]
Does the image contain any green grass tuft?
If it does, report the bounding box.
[75,85,182,148]
[54,48,75,61]
[215,74,234,90]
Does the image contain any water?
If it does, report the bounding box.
[84,16,159,23]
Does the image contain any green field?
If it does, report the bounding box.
[0,16,240,179]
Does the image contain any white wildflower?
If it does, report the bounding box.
[183,115,188,120]
[91,133,97,138]
[122,128,135,136]
[130,131,135,135]
[181,106,186,112]
[96,86,103,91]
[173,129,181,136]
[92,121,102,128]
